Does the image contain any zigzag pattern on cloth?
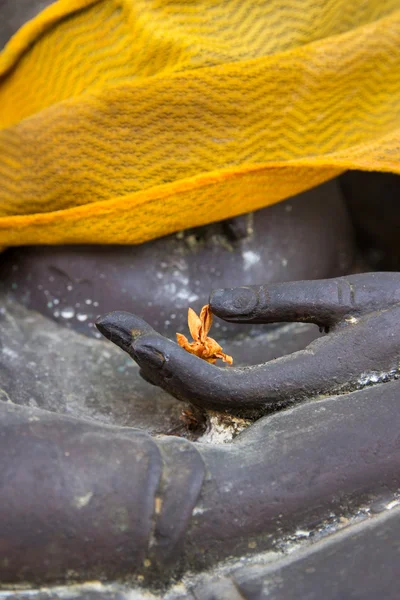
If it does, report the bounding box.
[1,0,400,245]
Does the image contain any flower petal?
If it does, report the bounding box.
[188,307,202,341]
[199,304,213,341]
[216,351,233,365]
[204,336,223,355]
[176,332,191,350]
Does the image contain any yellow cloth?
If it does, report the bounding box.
[1,0,400,245]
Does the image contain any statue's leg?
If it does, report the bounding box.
[1,378,399,587]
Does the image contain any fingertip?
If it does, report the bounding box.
[139,368,160,386]
[96,311,154,352]
[210,286,259,319]
[132,335,167,370]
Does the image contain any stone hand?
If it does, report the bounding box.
[96,272,400,416]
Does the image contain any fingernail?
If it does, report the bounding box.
[139,368,158,386]
[210,287,258,317]
[96,312,154,353]
[133,342,165,370]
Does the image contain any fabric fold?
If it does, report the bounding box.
[1,0,400,245]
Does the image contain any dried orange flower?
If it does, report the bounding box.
[176,304,233,365]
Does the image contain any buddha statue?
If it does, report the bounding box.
[0,2,399,599]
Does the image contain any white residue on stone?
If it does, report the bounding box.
[164,283,177,295]
[199,416,236,444]
[0,388,13,403]
[158,268,199,305]
[176,288,199,303]
[198,413,251,444]
[2,347,18,360]
[295,530,311,538]
[0,581,161,600]
[192,506,208,516]
[386,499,400,510]
[60,307,75,319]
[74,491,94,509]
[345,316,359,325]
[242,250,260,270]
[358,369,397,386]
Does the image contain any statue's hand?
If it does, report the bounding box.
[96,273,400,417]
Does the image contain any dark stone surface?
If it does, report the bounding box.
[0,180,355,339]
[340,170,400,270]
[0,593,129,600]
[0,404,165,584]
[184,380,400,572]
[0,380,399,586]
[0,294,183,433]
[3,506,400,598]
[190,507,400,600]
